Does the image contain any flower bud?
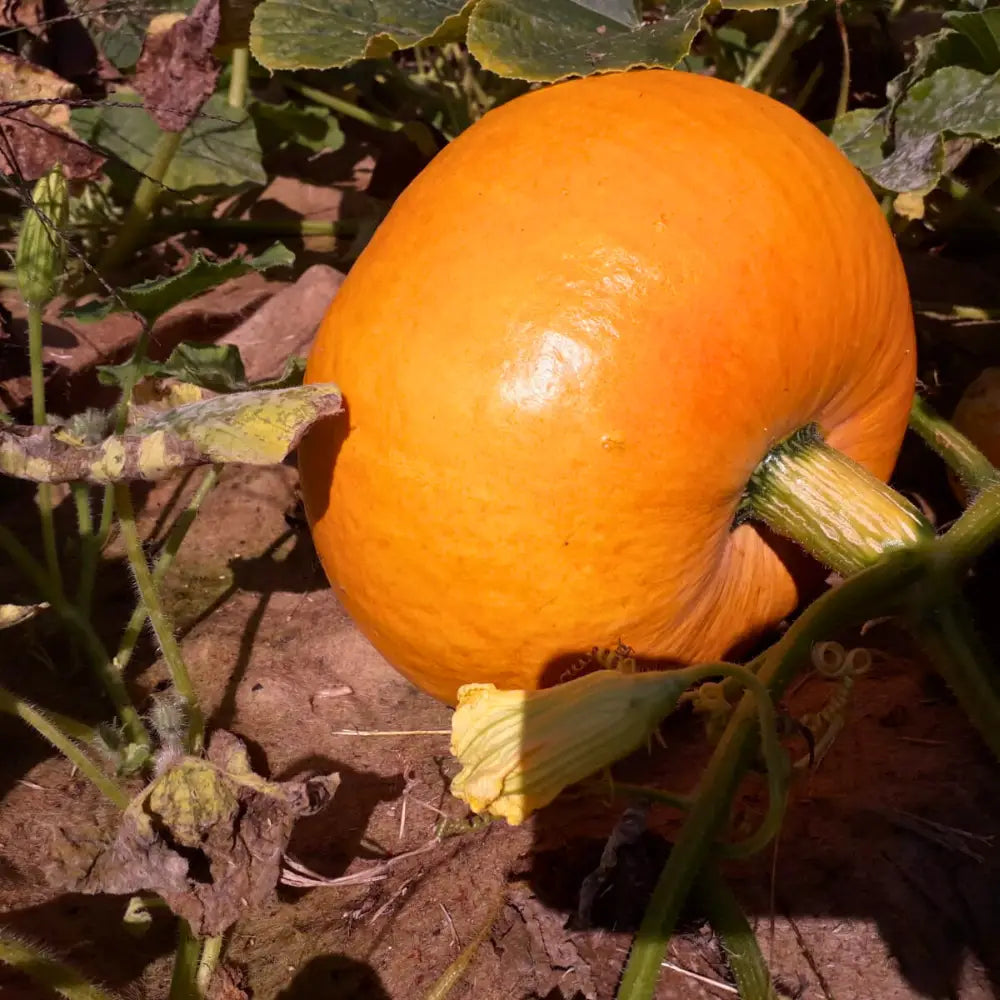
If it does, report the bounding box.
[16,166,69,307]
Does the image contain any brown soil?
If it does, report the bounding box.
[1,453,999,1000]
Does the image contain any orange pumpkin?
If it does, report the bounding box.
[298,69,916,705]
[949,368,1000,503]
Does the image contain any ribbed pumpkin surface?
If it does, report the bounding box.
[299,69,916,704]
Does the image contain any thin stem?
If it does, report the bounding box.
[0,523,150,748]
[97,129,184,278]
[194,935,223,996]
[72,482,95,610]
[833,0,850,120]
[744,424,933,576]
[908,395,998,496]
[583,778,692,811]
[615,549,926,1000]
[78,321,156,612]
[114,466,219,676]
[741,6,799,92]
[283,78,404,132]
[153,216,359,238]
[0,933,121,1000]
[114,483,203,753]
[228,46,250,108]
[27,301,63,592]
[423,893,506,1000]
[696,865,778,1000]
[913,591,1000,759]
[0,685,129,808]
[77,487,114,617]
[169,921,203,1000]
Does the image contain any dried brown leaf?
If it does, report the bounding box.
[133,0,223,132]
[47,731,340,935]
[0,107,106,179]
[0,0,43,32]
[0,53,105,179]
[0,383,343,483]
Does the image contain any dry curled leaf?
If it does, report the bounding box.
[0,0,43,32]
[47,731,339,935]
[0,602,49,629]
[134,0,223,131]
[0,383,342,483]
[0,52,105,179]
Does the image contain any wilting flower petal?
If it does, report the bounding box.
[449,669,693,825]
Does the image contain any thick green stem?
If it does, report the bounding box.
[97,129,184,277]
[909,395,998,496]
[114,466,219,676]
[696,865,777,1000]
[939,481,1000,569]
[169,921,203,1000]
[0,685,129,808]
[114,484,203,753]
[743,423,933,576]
[912,591,1000,757]
[27,302,63,592]
[615,549,926,1000]
[0,524,150,748]
[195,935,223,996]
[228,46,250,108]
[0,933,121,1000]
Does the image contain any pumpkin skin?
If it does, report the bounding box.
[299,69,916,705]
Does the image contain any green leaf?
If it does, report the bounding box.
[465,0,708,83]
[832,67,1000,194]
[0,385,343,483]
[254,354,307,390]
[71,90,266,194]
[99,343,249,393]
[68,244,294,324]
[829,108,889,177]
[98,343,306,393]
[945,9,1000,73]
[249,99,346,153]
[898,65,1000,141]
[249,0,472,71]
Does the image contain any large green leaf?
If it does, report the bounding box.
[68,244,294,324]
[944,8,1000,73]
[833,67,1000,194]
[465,0,708,82]
[249,0,472,71]
[71,90,266,194]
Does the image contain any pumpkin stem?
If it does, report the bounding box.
[741,423,933,576]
